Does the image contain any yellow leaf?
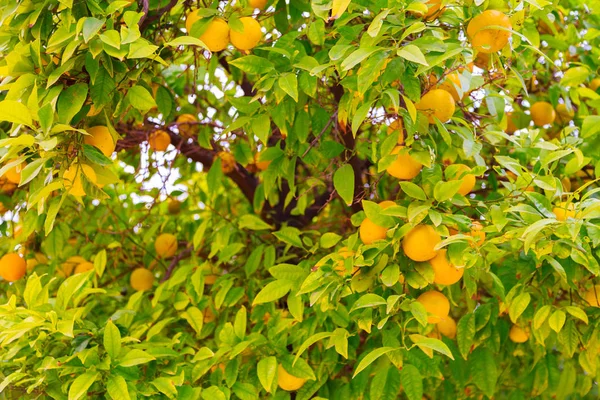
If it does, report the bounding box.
[331,0,352,20]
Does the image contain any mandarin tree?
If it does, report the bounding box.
[1,0,600,399]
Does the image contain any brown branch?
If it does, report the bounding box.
[140,0,178,30]
[138,0,150,27]
[161,245,193,282]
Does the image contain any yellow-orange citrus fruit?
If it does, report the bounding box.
[555,103,574,124]
[84,126,116,157]
[0,253,26,282]
[26,252,48,271]
[63,164,97,197]
[149,130,171,151]
[430,249,464,285]
[359,201,395,245]
[4,159,23,184]
[74,261,94,274]
[254,151,271,171]
[202,264,219,285]
[438,73,463,102]
[509,325,529,343]
[437,316,457,339]
[204,307,216,323]
[530,101,556,126]
[402,224,441,262]
[216,152,236,174]
[590,78,600,92]
[386,146,423,180]
[277,364,306,391]
[417,290,450,323]
[186,14,230,52]
[449,164,476,196]
[386,119,404,145]
[59,255,87,277]
[334,247,358,276]
[506,112,518,134]
[425,0,444,20]
[167,199,181,215]
[416,89,456,124]
[249,0,268,9]
[130,267,154,291]
[155,233,178,258]
[584,285,600,307]
[467,10,512,54]
[553,201,577,221]
[176,114,199,137]
[230,17,262,51]
[468,221,486,246]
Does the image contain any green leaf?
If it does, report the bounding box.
[229,56,274,74]
[104,319,121,359]
[165,36,207,48]
[370,366,401,400]
[334,164,355,206]
[564,306,588,325]
[341,47,383,71]
[560,66,590,87]
[279,73,299,102]
[409,335,454,359]
[232,382,258,400]
[350,293,387,312]
[57,83,88,124]
[83,17,105,43]
[239,214,273,230]
[252,280,293,305]
[352,100,375,136]
[320,232,342,249]
[352,347,398,378]
[182,306,204,337]
[91,68,116,106]
[470,348,497,398]
[400,364,423,400]
[151,377,178,399]
[126,85,157,111]
[433,180,463,202]
[83,144,113,166]
[68,372,99,400]
[549,310,566,333]
[533,305,552,329]
[397,45,428,66]
[106,375,130,400]
[0,100,33,127]
[234,306,247,340]
[409,301,428,327]
[399,182,427,201]
[457,313,475,360]
[257,356,277,393]
[119,349,156,367]
[294,332,334,365]
[509,292,531,323]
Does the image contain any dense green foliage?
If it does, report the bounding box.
[2,0,600,399]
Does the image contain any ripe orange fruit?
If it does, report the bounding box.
[467,10,512,54]
[277,364,306,391]
[186,14,230,52]
[74,261,94,274]
[402,224,441,262]
[148,130,171,151]
[0,253,26,282]
[509,325,529,343]
[254,151,271,171]
[202,264,219,285]
[473,52,491,70]
[176,114,199,137]
[155,233,178,258]
[386,119,404,145]
[590,78,600,92]
[167,199,181,215]
[505,112,518,134]
[553,201,577,221]
[63,164,97,197]
[359,201,395,245]
[438,73,463,102]
[584,285,600,307]
[216,152,236,174]
[425,0,444,20]
[555,103,574,124]
[430,249,463,285]
[467,221,486,246]
[417,290,450,323]
[386,146,423,180]
[530,101,556,126]
[437,316,457,339]
[449,164,476,196]
[416,89,456,124]
[334,247,358,276]
[230,17,262,51]
[59,255,87,277]
[84,126,116,157]
[249,0,268,9]
[130,268,154,291]
[203,307,216,323]
[4,159,23,184]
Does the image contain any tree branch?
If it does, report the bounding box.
[218,57,256,97]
